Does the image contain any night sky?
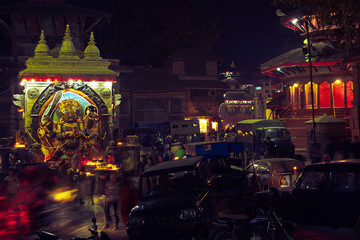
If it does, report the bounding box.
[0,0,302,74]
[69,0,302,74]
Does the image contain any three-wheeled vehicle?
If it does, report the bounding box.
[185,141,245,167]
[234,119,295,160]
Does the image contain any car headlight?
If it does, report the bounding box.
[129,216,145,225]
[179,208,196,219]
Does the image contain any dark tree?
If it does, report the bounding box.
[100,0,221,66]
[273,0,360,57]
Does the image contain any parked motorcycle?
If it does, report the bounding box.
[207,217,245,240]
[206,187,295,240]
[35,217,111,240]
[248,207,295,240]
[247,187,295,240]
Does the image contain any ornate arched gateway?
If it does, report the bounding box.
[14,25,119,165]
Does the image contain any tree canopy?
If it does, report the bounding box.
[273,0,360,57]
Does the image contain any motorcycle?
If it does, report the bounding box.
[35,217,111,240]
[207,217,244,240]
[247,188,295,240]
[248,207,295,240]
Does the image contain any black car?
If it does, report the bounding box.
[253,160,360,237]
[126,156,249,240]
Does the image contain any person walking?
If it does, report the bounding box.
[3,168,20,201]
[309,139,322,164]
[137,155,147,176]
[119,173,138,225]
[104,172,120,230]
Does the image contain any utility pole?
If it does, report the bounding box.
[305,20,316,142]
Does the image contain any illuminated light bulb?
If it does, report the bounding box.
[293,83,299,87]
[335,79,341,84]
[77,79,82,82]
[31,78,35,82]
[46,78,51,82]
[68,79,74,83]
[277,67,281,71]
[291,18,298,25]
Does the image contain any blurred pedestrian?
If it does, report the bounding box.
[264,137,275,158]
[97,172,108,225]
[137,155,147,176]
[104,172,120,230]
[119,173,138,225]
[89,174,96,205]
[322,139,335,161]
[352,136,360,159]
[4,168,20,201]
[149,146,159,165]
[145,158,153,171]
[309,139,322,164]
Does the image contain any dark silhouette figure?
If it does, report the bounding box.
[264,137,276,158]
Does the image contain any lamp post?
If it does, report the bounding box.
[305,20,316,142]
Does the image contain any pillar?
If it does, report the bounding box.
[351,62,360,139]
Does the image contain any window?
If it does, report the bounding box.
[333,81,345,108]
[319,82,331,108]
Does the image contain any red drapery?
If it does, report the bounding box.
[319,82,331,108]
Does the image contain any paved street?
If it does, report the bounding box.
[23,196,129,240]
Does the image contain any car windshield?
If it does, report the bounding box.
[265,129,290,139]
[272,161,305,173]
[298,168,360,191]
[140,169,202,197]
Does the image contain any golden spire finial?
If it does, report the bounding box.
[84,31,101,60]
[34,30,50,57]
[59,24,78,58]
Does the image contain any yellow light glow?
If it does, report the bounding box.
[335,79,341,84]
[50,189,77,202]
[211,122,218,131]
[199,119,208,133]
[14,142,26,148]
[117,142,124,145]
[104,82,112,88]
[46,78,51,82]
[68,78,74,83]
[77,79,82,82]
[293,83,299,87]
[20,79,27,86]
[31,78,35,82]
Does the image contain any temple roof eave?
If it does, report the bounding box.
[19,69,119,78]
[260,46,360,78]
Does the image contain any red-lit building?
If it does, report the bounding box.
[261,13,358,148]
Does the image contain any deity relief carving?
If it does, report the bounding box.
[37,89,103,170]
[100,88,111,99]
[28,88,40,99]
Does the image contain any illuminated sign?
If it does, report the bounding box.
[225,100,253,104]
